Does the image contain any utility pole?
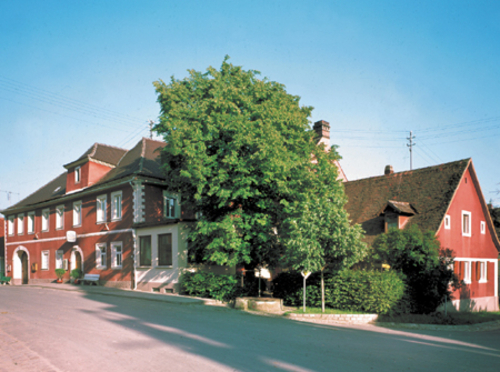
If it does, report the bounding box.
[407,131,416,170]
[148,120,155,139]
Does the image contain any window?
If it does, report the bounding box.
[95,243,107,269]
[111,242,123,269]
[56,205,64,230]
[158,233,173,266]
[7,216,14,235]
[111,191,122,221]
[41,251,49,270]
[42,208,50,232]
[462,211,471,237]
[444,215,451,230]
[55,250,63,269]
[480,221,486,234]
[96,195,107,223]
[479,261,487,282]
[75,166,81,183]
[463,261,471,283]
[139,236,152,266]
[386,217,398,231]
[73,201,82,227]
[27,212,35,234]
[163,191,178,218]
[17,214,24,235]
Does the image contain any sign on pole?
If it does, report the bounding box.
[301,271,311,313]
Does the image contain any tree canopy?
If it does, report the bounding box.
[153,57,365,270]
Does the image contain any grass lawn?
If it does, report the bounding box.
[288,308,500,325]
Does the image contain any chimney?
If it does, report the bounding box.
[313,120,330,140]
[384,165,394,175]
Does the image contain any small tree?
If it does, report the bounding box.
[373,225,459,314]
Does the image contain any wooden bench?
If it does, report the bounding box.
[0,276,11,285]
[81,274,100,286]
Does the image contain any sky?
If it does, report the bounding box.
[1,0,500,212]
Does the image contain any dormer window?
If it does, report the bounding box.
[75,166,81,183]
[380,200,417,233]
[163,191,179,218]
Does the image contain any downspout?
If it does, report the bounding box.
[129,180,138,290]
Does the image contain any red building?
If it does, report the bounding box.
[344,159,499,311]
[1,138,193,292]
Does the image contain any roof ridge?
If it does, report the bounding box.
[88,143,98,158]
[93,142,128,152]
[346,158,471,184]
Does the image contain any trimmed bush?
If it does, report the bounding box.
[272,270,406,314]
[180,271,239,302]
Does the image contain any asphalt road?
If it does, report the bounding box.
[1,286,499,372]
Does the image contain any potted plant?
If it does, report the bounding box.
[55,269,66,283]
[70,268,82,285]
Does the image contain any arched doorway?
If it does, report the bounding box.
[71,246,84,273]
[12,246,30,285]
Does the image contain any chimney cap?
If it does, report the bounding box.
[313,120,330,139]
[384,165,394,175]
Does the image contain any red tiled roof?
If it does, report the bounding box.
[344,159,470,245]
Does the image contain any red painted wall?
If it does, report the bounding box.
[437,166,498,299]
[4,184,134,283]
[87,161,113,186]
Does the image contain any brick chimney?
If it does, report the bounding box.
[385,165,394,175]
[313,120,330,140]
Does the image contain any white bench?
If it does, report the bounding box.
[81,274,100,286]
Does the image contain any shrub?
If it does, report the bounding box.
[55,269,66,279]
[70,269,82,279]
[272,270,406,314]
[180,271,239,302]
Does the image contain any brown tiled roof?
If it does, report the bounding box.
[344,159,470,245]
[1,138,166,213]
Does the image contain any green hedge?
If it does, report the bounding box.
[180,271,239,302]
[273,270,407,314]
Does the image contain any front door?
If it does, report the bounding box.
[20,251,28,284]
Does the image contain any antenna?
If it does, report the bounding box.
[149,120,155,139]
[0,190,20,205]
[407,131,416,170]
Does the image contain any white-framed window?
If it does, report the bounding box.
[158,233,173,266]
[444,215,451,230]
[41,251,50,270]
[75,166,81,183]
[111,242,123,269]
[55,250,64,269]
[462,211,471,237]
[7,215,14,236]
[96,194,107,223]
[17,214,24,235]
[463,261,471,284]
[163,191,179,218]
[56,205,64,230]
[95,243,107,269]
[111,191,122,221]
[479,261,487,282]
[73,201,82,227]
[480,221,486,234]
[42,208,50,232]
[27,212,35,234]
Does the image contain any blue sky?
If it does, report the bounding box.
[1,0,499,211]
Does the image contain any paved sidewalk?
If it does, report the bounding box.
[23,283,219,306]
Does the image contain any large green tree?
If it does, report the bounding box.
[153,57,365,271]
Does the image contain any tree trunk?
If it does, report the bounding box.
[321,269,325,313]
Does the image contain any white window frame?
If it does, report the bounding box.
[111,241,123,270]
[73,201,82,227]
[17,213,24,235]
[55,250,64,269]
[56,205,64,230]
[95,243,107,269]
[111,191,122,221]
[96,194,107,224]
[27,212,35,234]
[42,208,50,232]
[480,221,486,235]
[163,191,179,219]
[41,251,50,270]
[75,166,81,184]
[462,211,471,237]
[479,261,488,283]
[444,215,451,230]
[463,260,471,284]
[7,215,14,236]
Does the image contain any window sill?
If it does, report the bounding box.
[96,221,107,225]
[111,218,122,222]
[479,279,488,283]
[96,267,107,270]
[463,280,471,284]
[41,230,49,233]
[28,232,34,235]
[137,266,152,270]
[462,234,471,238]
[111,266,123,270]
[56,227,64,231]
[155,266,173,269]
